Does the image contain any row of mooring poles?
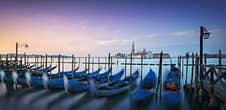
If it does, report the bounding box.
[156,51,163,100]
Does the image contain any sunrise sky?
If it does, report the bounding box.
[0,0,226,57]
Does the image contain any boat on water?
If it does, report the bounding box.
[3,67,88,87]
[94,70,139,97]
[67,69,124,93]
[130,69,157,104]
[47,67,103,90]
[162,64,181,107]
[32,65,57,75]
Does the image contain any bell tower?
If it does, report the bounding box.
[132,42,135,55]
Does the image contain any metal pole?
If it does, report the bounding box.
[200,26,204,81]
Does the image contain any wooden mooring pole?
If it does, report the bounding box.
[190,53,195,94]
[218,50,222,76]
[45,54,48,69]
[130,53,132,79]
[178,56,181,88]
[78,57,81,66]
[98,57,100,69]
[185,53,189,86]
[58,54,61,73]
[208,67,217,109]
[24,53,26,66]
[140,54,143,85]
[108,53,111,75]
[194,53,199,96]
[50,56,53,74]
[72,54,74,71]
[104,57,107,70]
[92,57,94,72]
[41,55,43,68]
[88,54,90,74]
[156,51,163,100]
[85,57,87,70]
[124,56,127,79]
[182,57,184,78]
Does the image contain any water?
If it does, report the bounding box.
[0,57,225,110]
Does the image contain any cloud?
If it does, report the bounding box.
[170,30,197,36]
[96,39,130,46]
[209,29,224,33]
[146,34,159,38]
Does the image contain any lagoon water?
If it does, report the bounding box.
[0,57,225,110]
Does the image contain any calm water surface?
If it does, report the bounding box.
[0,57,225,110]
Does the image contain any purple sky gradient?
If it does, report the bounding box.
[0,0,226,56]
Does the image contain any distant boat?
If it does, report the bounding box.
[130,69,157,104]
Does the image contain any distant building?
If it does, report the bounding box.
[113,42,171,59]
[130,42,153,58]
[152,53,171,59]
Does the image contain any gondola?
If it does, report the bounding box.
[21,68,93,87]
[3,67,86,86]
[32,65,57,75]
[130,69,157,104]
[67,69,124,93]
[47,67,102,89]
[94,70,139,97]
[162,64,181,107]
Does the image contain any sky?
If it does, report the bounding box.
[0,0,226,57]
